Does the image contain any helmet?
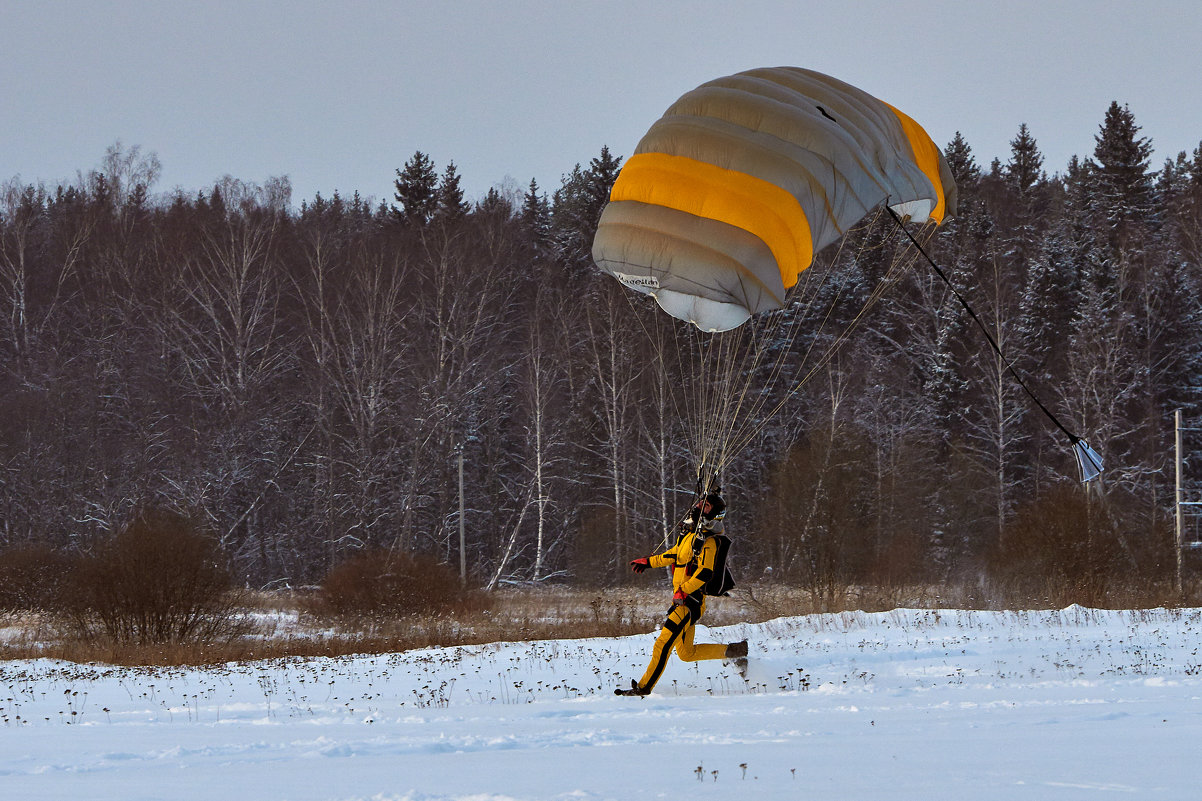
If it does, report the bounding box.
[696,493,726,532]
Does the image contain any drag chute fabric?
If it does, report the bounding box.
[592,67,957,332]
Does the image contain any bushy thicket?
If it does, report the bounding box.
[0,544,74,613]
[59,508,242,645]
[989,487,1174,607]
[311,548,486,622]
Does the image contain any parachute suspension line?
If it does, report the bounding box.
[713,217,873,458]
[666,205,899,475]
[885,206,1103,480]
[719,208,915,458]
[613,289,744,544]
[688,283,789,476]
[614,283,745,507]
[692,320,745,478]
[712,314,769,469]
[685,215,854,467]
[681,206,923,471]
[616,209,935,503]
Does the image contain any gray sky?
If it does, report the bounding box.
[4,0,1201,207]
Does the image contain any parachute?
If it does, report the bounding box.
[590,67,959,483]
[592,66,957,333]
[592,67,1102,487]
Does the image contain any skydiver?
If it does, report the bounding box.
[616,492,747,696]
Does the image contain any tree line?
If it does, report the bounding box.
[2,102,1201,601]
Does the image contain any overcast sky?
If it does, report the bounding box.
[3,1,1200,207]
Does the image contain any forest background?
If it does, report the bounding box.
[4,101,1202,610]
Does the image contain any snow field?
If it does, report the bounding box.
[2,606,1202,800]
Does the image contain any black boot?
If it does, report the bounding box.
[614,679,649,697]
[725,640,749,679]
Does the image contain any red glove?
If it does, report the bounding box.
[630,557,651,574]
[672,589,688,606]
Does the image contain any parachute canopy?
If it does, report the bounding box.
[592,67,958,332]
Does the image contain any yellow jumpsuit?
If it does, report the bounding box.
[636,529,730,693]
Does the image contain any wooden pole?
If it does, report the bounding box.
[1176,409,1184,595]
[459,443,466,585]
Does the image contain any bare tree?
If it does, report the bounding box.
[958,252,1029,548]
[581,282,647,580]
[170,184,288,410]
[0,180,92,379]
[325,245,410,553]
[518,282,574,580]
[152,183,294,578]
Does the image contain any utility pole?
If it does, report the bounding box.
[458,441,466,585]
[1177,409,1184,594]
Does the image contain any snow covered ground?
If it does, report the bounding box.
[3,606,1202,800]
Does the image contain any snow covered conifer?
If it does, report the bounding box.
[1091,102,1154,253]
[520,178,552,250]
[393,150,439,226]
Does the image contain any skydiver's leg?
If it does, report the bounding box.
[636,605,691,693]
[673,603,730,662]
[674,623,731,662]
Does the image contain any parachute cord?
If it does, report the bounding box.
[885,205,1083,448]
[733,236,912,454]
[712,232,855,457]
[690,208,913,464]
[719,209,913,458]
[610,206,921,519]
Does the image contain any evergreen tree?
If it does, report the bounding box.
[1091,101,1155,253]
[551,164,593,267]
[944,131,981,189]
[936,133,982,266]
[926,283,970,426]
[475,187,512,218]
[1018,223,1075,380]
[925,131,983,426]
[1191,141,1202,199]
[1166,143,1202,264]
[1157,153,1189,221]
[1061,156,1107,307]
[550,146,623,268]
[520,178,552,250]
[1005,124,1045,202]
[434,161,470,222]
[584,145,623,219]
[393,151,439,226]
[1056,105,1154,497]
[1002,124,1049,287]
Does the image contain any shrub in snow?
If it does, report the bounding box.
[313,548,484,623]
[988,485,1168,607]
[0,544,74,613]
[60,507,242,645]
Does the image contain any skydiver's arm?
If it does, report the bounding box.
[648,541,681,569]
